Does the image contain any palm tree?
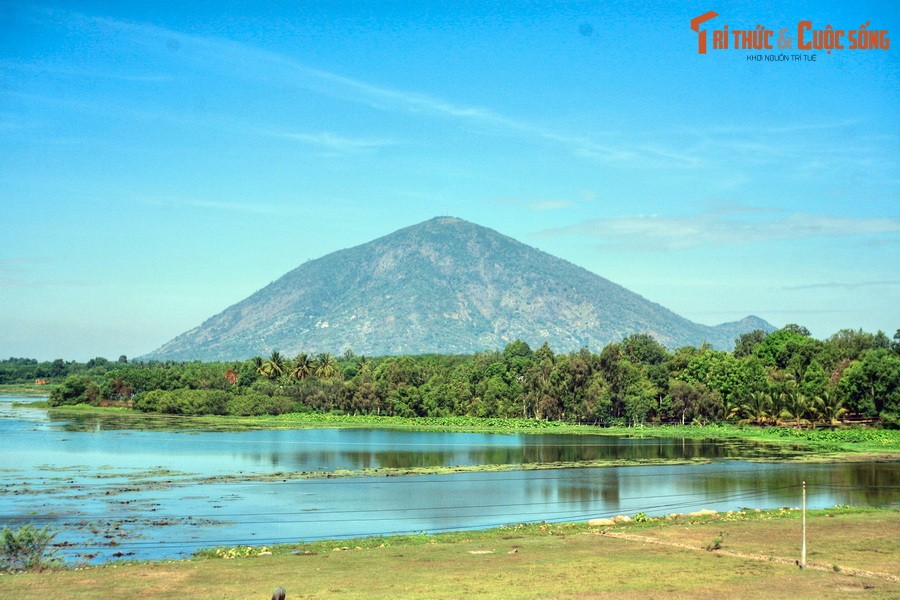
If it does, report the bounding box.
[740,390,772,425]
[813,390,846,426]
[781,388,809,428]
[290,353,313,381]
[768,389,786,423]
[263,351,285,380]
[252,356,265,376]
[315,353,338,379]
[356,355,370,375]
[722,396,741,421]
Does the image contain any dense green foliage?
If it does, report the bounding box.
[0,524,61,572]
[10,326,899,428]
[0,355,126,385]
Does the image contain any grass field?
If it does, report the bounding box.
[3,508,897,599]
[0,383,54,396]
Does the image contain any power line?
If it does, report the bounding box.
[19,483,896,556]
[20,483,815,524]
[2,464,846,492]
[29,486,817,552]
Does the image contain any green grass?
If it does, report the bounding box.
[3,507,897,599]
[193,505,895,561]
[0,383,54,397]
[41,407,615,434]
[256,411,604,433]
[602,423,900,454]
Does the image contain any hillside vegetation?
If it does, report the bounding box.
[142,217,773,360]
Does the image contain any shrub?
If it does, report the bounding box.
[705,532,724,551]
[1,524,62,571]
[134,389,230,415]
[880,411,900,429]
[48,375,100,406]
[633,512,651,523]
[226,392,296,416]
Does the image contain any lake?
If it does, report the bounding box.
[1,396,897,564]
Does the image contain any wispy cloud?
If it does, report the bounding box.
[0,59,171,82]
[863,237,900,247]
[530,200,572,211]
[782,280,900,291]
[494,196,581,212]
[681,119,863,137]
[0,257,51,269]
[19,6,893,178]
[662,118,892,179]
[259,130,400,153]
[2,88,396,155]
[0,258,97,288]
[26,7,699,168]
[0,278,97,288]
[536,210,900,249]
[139,198,292,215]
[691,309,841,317]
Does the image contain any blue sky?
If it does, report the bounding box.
[1,1,898,361]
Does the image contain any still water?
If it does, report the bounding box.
[1,397,897,563]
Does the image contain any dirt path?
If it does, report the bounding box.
[602,530,900,583]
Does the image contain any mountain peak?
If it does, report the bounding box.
[714,315,775,330]
[143,218,774,360]
[425,215,465,224]
[393,216,500,238]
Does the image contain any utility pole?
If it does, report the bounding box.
[800,481,807,569]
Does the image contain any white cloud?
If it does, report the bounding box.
[537,210,900,249]
[260,130,399,152]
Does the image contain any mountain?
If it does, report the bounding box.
[143,217,775,361]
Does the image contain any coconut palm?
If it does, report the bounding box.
[263,351,285,380]
[780,388,809,428]
[252,356,265,376]
[740,390,772,425]
[768,389,786,421]
[722,396,741,421]
[290,353,313,381]
[315,353,338,379]
[813,390,846,426]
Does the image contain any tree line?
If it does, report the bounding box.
[6,325,898,428]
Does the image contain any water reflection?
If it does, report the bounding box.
[2,412,812,474]
[257,435,809,471]
[0,397,896,565]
